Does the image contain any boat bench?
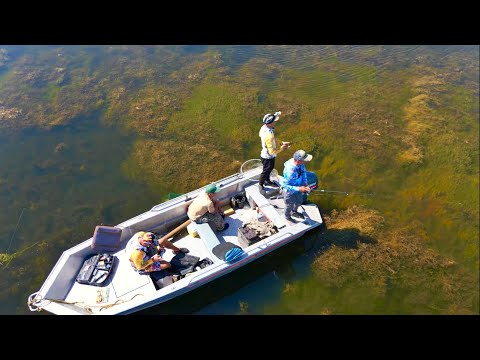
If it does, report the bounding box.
[245,185,287,229]
[111,243,158,298]
[193,222,220,259]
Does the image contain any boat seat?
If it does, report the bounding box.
[193,222,220,259]
[111,248,156,298]
[91,225,122,253]
[244,185,287,229]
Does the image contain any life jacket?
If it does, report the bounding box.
[128,240,165,275]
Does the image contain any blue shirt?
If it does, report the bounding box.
[282,159,308,193]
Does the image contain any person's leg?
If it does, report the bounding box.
[284,192,295,219]
[292,192,304,213]
[259,158,274,187]
[206,212,225,231]
[264,158,276,185]
[290,193,305,219]
[161,239,181,252]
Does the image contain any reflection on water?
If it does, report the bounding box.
[0,45,478,315]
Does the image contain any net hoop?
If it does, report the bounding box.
[240,159,280,183]
[240,159,263,181]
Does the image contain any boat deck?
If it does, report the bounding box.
[60,182,323,315]
[65,197,290,314]
[30,170,324,315]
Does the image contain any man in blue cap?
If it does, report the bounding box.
[187,183,229,231]
[258,111,290,192]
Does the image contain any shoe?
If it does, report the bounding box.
[258,184,266,195]
[174,247,189,254]
[220,223,230,231]
[264,180,278,188]
[198,257,214,269]
[284,217,297,225]
[291,211,305,220]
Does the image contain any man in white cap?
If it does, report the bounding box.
[258,111,290,192]
[282,150,313,222]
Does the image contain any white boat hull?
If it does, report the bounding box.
[28,170,323,315]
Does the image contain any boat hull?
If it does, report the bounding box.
[28,170,323,315]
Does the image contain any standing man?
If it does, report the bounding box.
[259,111,290,191]
[282,150,313,222]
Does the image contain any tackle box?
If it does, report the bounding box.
[76,253,116,286]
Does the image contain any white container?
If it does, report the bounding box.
[187,223,198,238]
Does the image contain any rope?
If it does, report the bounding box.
[245,215,277,238]
[28,292,146,314]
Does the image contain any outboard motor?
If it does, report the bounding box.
[304,171,318,202]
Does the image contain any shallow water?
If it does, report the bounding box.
[0,45,477,315]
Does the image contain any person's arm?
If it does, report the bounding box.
[209,197,224,215]
[130,250,154,271]
[214,198,224,215]
[263,132,288,156]
[207,198,216,214]
[301,164,308,186]
[282,165,300,192]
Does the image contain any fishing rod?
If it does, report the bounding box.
[307,184,374,197]
[267,184,374,200]
[309,189,374,196]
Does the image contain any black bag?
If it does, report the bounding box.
[169,253,200,276]
[230,193,246,209]
[76,253,116,286]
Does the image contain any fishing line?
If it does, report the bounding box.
[307,184,374,197]
[309,189,375,197]
[6,207,26,254]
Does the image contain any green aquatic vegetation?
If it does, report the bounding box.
[105,86,182,136]
[384,75,479,268]
[0,46,478,314]
[122,79,266,194]
[269,206,477,314]
[238,301,249,314]
[165,82,261,145]
[0,253,15,267]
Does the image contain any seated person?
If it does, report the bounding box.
[128,231,188,275]
[187,183,229,231]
